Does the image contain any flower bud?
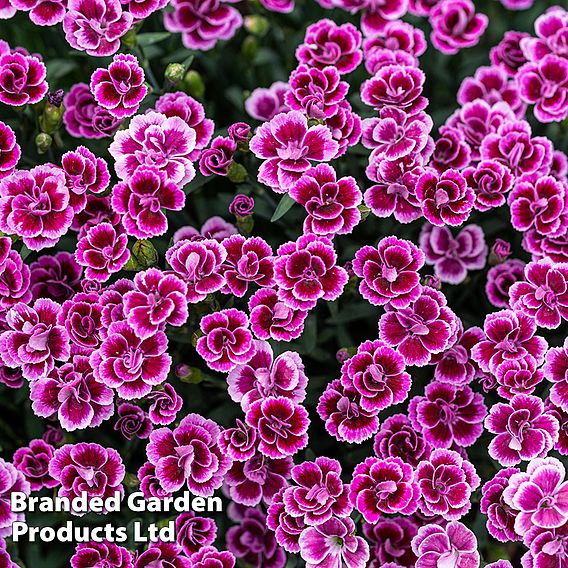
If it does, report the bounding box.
[165,63,185,86]
[184,70,205,99]
[227,162,248,184]
[241,36,258,61]
[489,238,512,265]
[132,239,159,268]
[35,132,52,154]
[244,15,270,37]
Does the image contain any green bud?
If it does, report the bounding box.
[244,15,270,37]
[184,70,205,99]
[132,239,159,268]
[307,118,324,128]
[39,104,64,134]
[165,63,185,86]
[178,364,203,384]
[358,204,371,221]
[241,36,258,61]
[227,162,248,184]
[35,132,52,155]
[121,28,138,49]
[124,473,140,488]
[236,214,254,236]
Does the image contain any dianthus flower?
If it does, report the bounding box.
[545,338,568,412]
[430,126,472,172]
[0,121,20,179]
[71,542,133,568]
[249,110,339,193]
[0,237,31,309]
[495,356,544,399]
[490,30,530,77]
[13,439,57,491]
[124,0,169,19]
[0,457,29,538]
[464,159,514,212]
[363,21,427,63]
[485,393,559,466]
[146,384,182,426]
[137,462,172,500]
[133,542,189,568]
[189,546,235,568]
[415,448,480,520]
[486,259,526,308]
[173,216,237,243]
[0,46,47,106]
[175,512,217,556]
[218,419,257,461]
[199,136,236,177]
[267,488,306,553]
[245,82,289,122]
[363,518,418,567]
[10,0,66,25]
[114,403,152,440]
[59,291,103,353]
[325,100,362,158]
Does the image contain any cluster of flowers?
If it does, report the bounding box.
[0,0,568,567]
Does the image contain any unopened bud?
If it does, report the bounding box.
[132,239,158,268]
[489,238,512,265]
[35,132,52,154]
[241,36,258,61]
[184,70,205,99]
[227,162,248,184]
[165,63,185,86]
[244,15,270,37]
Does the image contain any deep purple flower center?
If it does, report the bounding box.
[337,395,360,418]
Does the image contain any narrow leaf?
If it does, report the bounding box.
[271,194,296,222]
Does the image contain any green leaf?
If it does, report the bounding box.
[137,32,170,47]
[271,194,296,222]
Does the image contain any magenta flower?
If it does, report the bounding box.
[147,412,230,496]
[411,522,480,568]
[49,443,125,512]
[0,166,73,251]
[249,110,339,193]
[353,236,424,308]
[522,8,568,61]
[274,234,348,310]
[245,81,289,122]
[363,518,418,567]
[13,439,57,491]
[298,516,369,568]
[340,339,411,413]
[124,268,188,339]
[199,137,235,178]
[416,169,474,227]
[248,288,308,342]
[175,512,217,556]
[282,457,351,525]
[220,235,274,297]
[296,19,362,74]
[190,546,235,568]
[360,64,427,115]
[409,381,486,448]
[420,223,487,285]
[267,488,306,553]
[137,461,172,499]
[518,55,568,123]
[9,0,65,25]
[350,456,419,522]
[218,419,257,462]
[110,111,196,186]
[30,354,114,431]
[164,0,242,51]
[415,448,480,520]
[124,0,168,19]
[486,259,526,308]
[0,457,30,538]
[325,100,362,158]
[0,121,20,179]
[490,30,530,76]
[115,402,152,440]
[509,175,566,236]
[63,83,122,140]
[317,379,380,443]
[503,457,568,534]
[173,216,236,243]
[464,159,514,212]
[229,194,254,217]
[91,54,147,119]
[430,126,472,173]
[63,0,133,57]
[59,291,103,353]
[429,0,488,55]
[0,237,31,309]
[0,299,70,381]
[373,413,432,467]
[133,542,189,568]
[363,20,427,63]
[480,467,522,543]
[0,47,47,106]
[91,321,171,399]
[71,542,133,568]
[112,167,185,238]
[545,338,568,413]
[485,394,559,466]
[495,356,544,400]
[472,309,548,374]
[523,523,568,568]
[75,223,130,282]
[364,47,417,75]
[290,164,362,236]
[379,287,457,366]
[146,384,182,426]
[227,340,307,411]
[196,309,254,373]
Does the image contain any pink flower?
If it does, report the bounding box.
[112,167,185,238]
[350,456,419,522]
[124,0,169,19]
[199,136,236,177]
[286,64,348,120]
[325,100,362,158]
[363,20,426,63]
[133,542,189,568]
[503,457,568,534]
[409,381,487,448]
[416,448,480,520]
[124,268,188,339]
[464,159,514,212]
[228,194,254,217]
[0,458,30,538]
[411,522,480,568]
[363,518,418,567]
[246,396,309,458]
[495,356,544,400]
[147,384,182,426]
[486,259,526,308]
[63,0,133,57]
[416,169,475,227]
[360,64,427,115]
[30,354,114,431]
[317,379,380,443]
[0,237,32,309]
[196,309,254,373]
[373,413,432,467]
[296,19,362,74]
[523,523,568,568]
[486,394,559,466]
[545,338,568,413]
[0,48,47,106]
[340,339,411,413]
[90,321,171,399]
[190,546,235,568]
[49,443,125,512]
[147,413,231,496]
[0,121,20,179]
[0,166,73,251]
[472,309,548,374]
[227,340,306,411]
[220,235,274,297]
[518,55,568,123]
[248,288,307,342]
[430,126,472,173]
[218,419,257,462]
[245,82,289,122]
[13,439,57,491]
[137,462,172,499]
[546,399,568,455]
[522,8,568,61]
[345,0,408,37]
[249,110,339,193]
[59,292,103,353]
[290,164,362,236]
[379,287,457,366]
[298,516,369,568]
[91,54,147,119]
[490,30,530,77]
[267,488,306,553]
[166,238,226,302]
[109,111,196,185]
[0,299,70,381]
[175,512,217,556]
[173,216,236,243]
[429,0,488,55]
[71,542,133,568]
[164,0,242,51]
[420,223,487,285]
[115,402,152,440]
[274,234,348,310]
[353,236,424,308]
[75,223,130,282]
